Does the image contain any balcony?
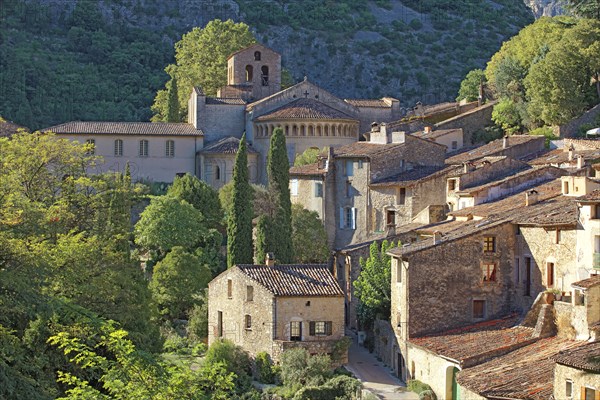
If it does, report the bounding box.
[594,252,600,269]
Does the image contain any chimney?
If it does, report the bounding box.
[568,149,574,161]
[577,155,584,169]
[371,122,380,132]
[433,231,442,245]
[525,190,538,206]
[424,126,433,134]
[265,252,275,267]
[463,162,475,174]
[503,135,509,149]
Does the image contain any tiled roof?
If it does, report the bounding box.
[446,135,543,164]
[527,148,600,165]
[193,86,204,96]
[383,119,425,135]
[514,197,579,227]
[289,162,327,177]
[226,43,275,60]
[255,98,357,121]
[0,119,28,137]
[201,137,258,154]
[454,166,560,195]
[344,99,390,108]
[553,342,600,372]
[205,97,247,105]
[564,138,600,150]
[578,189,600,202]
[410,315,535,366]
[457,337,584,400]
[44,121,204,136]
[411,128,463,140]
[334,141,405,158]
[236,264,344,297]
[371,166,446,186]
[572,275,600,289]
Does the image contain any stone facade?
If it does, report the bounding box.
[554,363,600,400]
[434,102,494,145]
[199,151,259,189]
[553,103,600,138]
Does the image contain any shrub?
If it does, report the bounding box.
[408,380,437,400]
[292,375,361,400]
[162,334,190,355]
[529,126,557,148]
[205,339,252,391]
[279,348,333,388]
[255,351,277,384]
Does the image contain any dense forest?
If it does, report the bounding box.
[0,0,535,130]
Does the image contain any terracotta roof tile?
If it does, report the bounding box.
[205,97,247,105]
[572,275,600,289]
[553,342,600,372]
[236,264,343,297]
[527,148,600,165]
[371,166,446,186]
[446,135,544,164]
[515,197,579,227]
[201,137,258,154]
[344,99,390,108]
[411,128,463,140]
[289,162,327,177]
[564,138,600,150]
[255,98,357,121]
[457,337,585,400]
[578,189,600,202]
[44,121,204,136]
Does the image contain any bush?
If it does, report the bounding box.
[292,375,361,400]
[255,351,277,384]
[279,348,333,388]
[205,339,252,392]
[187,291,209,340]
[528,126,557,148]
[163,334,190,355]
[408,380,437,400]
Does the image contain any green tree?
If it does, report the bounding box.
[491,98,525,134]
[566,0,600,19]
[291,204,329,263]
[204,339,252,393]
[149,247,212,320]
[254,214,271,265]
[456,69,485,102]
[293,146,328,167]
[227,134,254,267]
[279,348,333,389]
[152,19,256,121]
[167,173,223,229]
[353,240,398,329]
[166,76,180,122]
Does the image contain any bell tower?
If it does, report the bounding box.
[225,44,281,101]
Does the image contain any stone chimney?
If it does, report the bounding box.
[371,122,380,132]
[577,155,585,169]
[463,162,475,174]
[525,189,539,206]
[568,148,575,161]
[433,231,442,245]
[265,252,275,267]
[503,135,509,149]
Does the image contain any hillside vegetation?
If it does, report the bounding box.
[0,0,534,130]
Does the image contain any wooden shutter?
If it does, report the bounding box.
[339,208,344,229]
[309,321,315,336]
[325,321,332,336]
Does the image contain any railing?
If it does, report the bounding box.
[594,252,600,269]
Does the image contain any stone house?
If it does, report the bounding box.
[446,134,546,165]
[553,342,600,400]
[410,126,464,153]
[528,145,600,176]
[207,259,346,363]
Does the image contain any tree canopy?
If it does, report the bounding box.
[151,20,256,121]
[456,69,485,102]
[291,204,329,263]
[167,173,223,229]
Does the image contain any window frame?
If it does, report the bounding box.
[314,181,323,198]
[227,279,232,299]
[290,178,299,196]
[114,139,123,157]
[290,321,302,341]
[473,299,486,319]
[345,160,354,176]
[483,236,496,253]
[481,262,497,283]
[244,314,252,330]
[565,380,572,399]
[139,139,149,157]
[165,140,175,158]
[309,321,332,336]
[246,285,253,302]
[86,139,96,155]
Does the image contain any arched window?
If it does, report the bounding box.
[215,165,221,181]
[261,66,269,86]
[114,139,123,156]
[254,51,261,61]
[245,65,253,82]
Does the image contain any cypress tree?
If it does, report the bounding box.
[254,214,270,265]
[227,134,254,267]
[266,127,294,263]
[166,77,180,122]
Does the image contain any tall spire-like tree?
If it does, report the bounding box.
[166,76,180,122]
[227,135,254,267]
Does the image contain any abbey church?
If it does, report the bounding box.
[46,44,401,187]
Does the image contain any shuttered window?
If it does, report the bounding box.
[309,321,332,336]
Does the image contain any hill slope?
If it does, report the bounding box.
[0,0,534,130]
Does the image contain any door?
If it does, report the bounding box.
[525,257,532,296]
[397,352,405,380]
[451,367,460,400]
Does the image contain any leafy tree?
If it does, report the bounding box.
[456,69,485,102]
[149,247,212,320]
[227,135,254,267]
[566,0,600,19]
[152,19,256,121]
[291,204,329,263]
[279,348,333,389]
[167,173,223,229]
[254,214,271,265]
[491,98,525,134]
[293,146,328,167]
[204,339,252,393]
[353,240,398,329]
[134,196,207,257]
[187,289,209,340]
[166,76,180,122]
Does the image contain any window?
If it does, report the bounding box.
[473,300,485,319]
[114,139,123,156]
[246,285,253,302]
[261,65,269,86]
[565,380,572,399]
[254,51,261,61]
[514,258,520,284]
[290,321,302,341]
[244,314,252,330]
[309,321,332,336]
[227,279,232,298]
[396,260,402,283]
[564,181,570,194]
[345,160,354,176]
[483,236,496,253]
[594,204,600,219]
[555,229,561,244]
[398,188,406,205]
[481,263,497,283]
[86,139,95,155]
[215,165,221,181]
[345,181,352,197]
[358,160,363,169]
[165,140,175,157]
[290,179,298,196]
[386,210,396,226]
[547,262,555,287]
[451,140,458,150]
[447,179,456,191]
[217,311,223,337]
[139,140,148,157]
[314,182,323,198]
[245,65,253,81]
[340,207,356,229]
[584,387,596,400]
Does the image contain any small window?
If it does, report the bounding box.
[555,229,561,244]
[398,188,406,205]
[261,65,269,86]
[473,300,485,319]
[227,279,232,298]
[290,321,302,341]
[314,182,323,198]
[139,140,148,157]
[217,311,223,337]
[343,207,356,229]
[165,140,175,157]
[565,380,572,399]
[386,210,396,227]
[309,321,332,336]
[291,179,298,196]
[215,165,221,181]
[585,387,596,400]
[563,181,569,194]
[86,139,95,155]
[593,204,600,220]
[547,262,555,287]
[346,181,352,197]
[396,261,402,283]
[481,263,497,283]
[451,141,458,150]
[254,51,261,61]
[246,285,253,302]
[516,225,521,236]
[245,314,252,330]
[114,139,123,156]
[483,236,496,253]
[345,160,354,176]
[358,160,363,169]
[447,179,456,191]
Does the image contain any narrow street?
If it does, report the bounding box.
[345,338,419,400]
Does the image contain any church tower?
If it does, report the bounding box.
[222,44,281,101]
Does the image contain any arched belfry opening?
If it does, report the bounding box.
[245,65,253,82]
[254,51,261,61]
[261,66,269,86]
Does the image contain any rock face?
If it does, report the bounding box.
[525,0,565,17]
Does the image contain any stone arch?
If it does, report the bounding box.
[245,65,253,82]
[324,125,330,137]
[308,125,314,136]
[285,125,289,136]
[261,65,269,86]
[292,124,298,136]
[316,125,322,136]
[300,124,306,136]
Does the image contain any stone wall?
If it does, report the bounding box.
[201,103,246,142]
[228,44,281,100]
[435,102,495,145]
[406,344,461,399]
[553,103,600,138]
[554,363,600,399]
[201,152,259,190]
[271,338,347,365]
[458,158,527,190]
[290,175,326,219]
[372,319,395,368]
